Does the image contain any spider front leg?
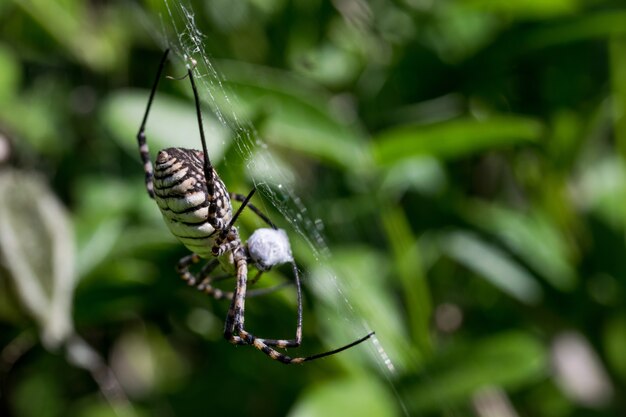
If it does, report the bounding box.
[225,248,374,363]
[136,49,170,199]
[223,245,249,343]
[239,328,375,364]
[225,256,304,350]
[230,192,277,230]
[183,65,234,236]
[221,243,295,350]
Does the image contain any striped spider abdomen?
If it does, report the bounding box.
[153,147,231,258]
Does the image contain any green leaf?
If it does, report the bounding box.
[463,200,577,291]
[575,155,626,230]
[610,36,626,160]
[380,206,432,356]
[72,177,167,278]
[101,89,230,163]
[309,247,418,372]
[71,394,146,417]
[110,325,189,396]
[441,230,543,304]
[604,315,626,382]
[293,43,362,88]
[403,331,547,413]
[13,370,65,417]
[0,170,76,349]
[379,156,447,197]
[521,11,626,50]
[211,61,370,171]
[466,0,579,18]
[288,377,399,417]
[372,116,543,165]
[0,43,19,104]
[425,2,500,63]
[9,0,128,72]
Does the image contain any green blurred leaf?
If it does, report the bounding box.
[0,79,63,156]
[604,315,626,382]
[0,170,76,349]
[575,155,626,230]
[404,331,547,413]
[309,248,417,372]
[381,206,432,356]
[466,0,579,18]
[372,116,543,165]
[0,275,25,322]
[73,176,161,224]
[244,148,298,188]
[10,0,129,71]
[101,90,230,163]
[425,2,500,62]
[463,200,577,291]
[76,218,125,278]
[13,370,64,417]
[610,36,626,159]
[379,157,447,197]
[211,61,370,171]
[441,230,543,304]
[0,43,20,104]
[72,177,166,278]
[521,11,626,50]
[292,43,362,88]
[548,110,584,169]
[110,325,189,397]
[289,377,398,417]
[71,392,145,417]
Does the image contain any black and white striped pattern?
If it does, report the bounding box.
[153,147,232,258]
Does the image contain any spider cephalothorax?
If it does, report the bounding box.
[136,48,373,364]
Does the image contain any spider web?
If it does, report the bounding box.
[158,0,325,257]
[150,1,404,404]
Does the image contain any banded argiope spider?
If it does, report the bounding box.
[136,49,373,364]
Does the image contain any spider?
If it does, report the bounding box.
[136,49,373,364]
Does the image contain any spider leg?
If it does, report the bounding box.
[177,255,230,299]
[211,269,261,285]
[248,270,263,286]
[212,189,256,257]
[239,329,375,364]
[223,246,249,341]
[176,253,205,286]
[224,257,302,347]
[232,280,300,347]
[177,254,290,302]
[205,271,290,298]
[225,256,374,362]
[137,49,170,199]
[234,261,372,358]
[185,68,233,235]
[202,269,259,285]
[247,281,293,298]
[217,192,297,300]
[230,192,277,229]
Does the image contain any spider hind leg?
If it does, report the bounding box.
[177,254,232,300]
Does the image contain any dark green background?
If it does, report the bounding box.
[1,0,626,416]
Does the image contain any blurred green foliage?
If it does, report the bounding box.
[1,0,626,416]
